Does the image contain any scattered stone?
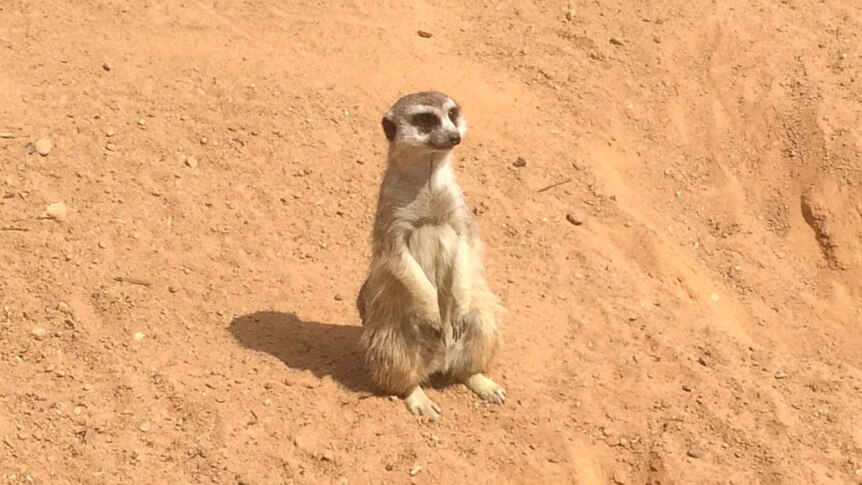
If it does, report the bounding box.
[565,9,576,21]
[102,62,112,71]
[31,327,47,339]
[609,37,625,46]
[133,332,145,341]
[0,132,14,139]
[185,156,199,168]
[139,420,152,432]
[566,212,585,226]
[417,30,433,38]
[98,241,107,249]
[774,372,788,380]
[34,138,53,156]
[513,156,527,168]
[709,292,720,302]
[168,285,179,293]
[613,469,629,484]
[46,202,67,221]
[137,119,146,128]
[105,142,117,152]
[106,128,116,137]
[409,465,423,477]
[697,356,709,367]
[687,447,704,459]
[200,136,208,145]
[334,294,343,301]
[682,383,693,392]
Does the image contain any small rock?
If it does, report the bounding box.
[682,383,693,392]
[200,136,208,145]
[709,292,720,302]
[687,447,704,459]
[513,157,527,168]
[185,156,198,168]
[321,450,335,462]
[133,332,145,341]
[102,62,112,71]
[409,465,422,477]
[168,285,179,293]
[46,202,67,221]
[417,30,433,38]
[98,241,107,249]
[697,356,709,367]
[137,119,146,127]
[855,469,862,477]
[609,37,625,46]
[334,294,343,301]
[774,372,788,380]
[34,138,53,156]
[31,327,47,340]
[106,128,116,137]
[566,212,585,226]
[0,132,14,139]
[139,420,152,432]
[565,9,576,21]
[613,469,629,484]
[105,142,117,152]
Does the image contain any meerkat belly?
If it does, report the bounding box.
[407,224,459,290]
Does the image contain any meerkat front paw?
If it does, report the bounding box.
[411,304,444,340]
[404,386,442,420]
[463,373,506,404]
[451,310,480,341]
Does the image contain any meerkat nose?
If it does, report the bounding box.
[448,133,461,146]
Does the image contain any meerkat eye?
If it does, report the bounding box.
[448,107,459,123]
[410,112,440,131]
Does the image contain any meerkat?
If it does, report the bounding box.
[356,91,505,420]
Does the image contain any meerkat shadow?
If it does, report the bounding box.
[228,311,373,394]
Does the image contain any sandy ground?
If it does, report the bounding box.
[1,0,861,484]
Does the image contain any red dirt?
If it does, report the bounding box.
[1,1,861,484]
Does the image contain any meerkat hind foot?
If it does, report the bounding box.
[404,386,442,420]
[463,373,506,404]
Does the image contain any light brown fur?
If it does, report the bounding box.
[356,91,506,419]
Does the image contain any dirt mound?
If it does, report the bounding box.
[1,1,860,484]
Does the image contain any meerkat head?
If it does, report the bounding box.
[381,91,467,155]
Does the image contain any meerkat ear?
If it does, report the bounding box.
[382,116,397,142]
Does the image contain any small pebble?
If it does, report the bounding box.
[613,469,629,484]
[513,157,527,168]
[31,327,47,340]
[139,420,152,432]
[133,332,145,341]
[409,465,423,477]
[682,383,693,392]
[609,37,625,46]
[98,242,107,249]
[687,447,704,459]
[46,202,67,221]
[200,136,208,145]
[106,128,116,137]
[566,212,585,226]
[185,156,198,168]
[34,138,53,156]
[565,9,576,21]
[709,293,720,302]
[334,294,343,301]
[105,142,117,152]
[168,286,179,293]
[102,62,112,71]
[137,119,146,127]
[774,372,788,380]
[417,30,433,38]
[0,132,14,139]
[321,450,335,462]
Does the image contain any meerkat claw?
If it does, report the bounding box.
[404,387,442,420]
[464,373,506,404]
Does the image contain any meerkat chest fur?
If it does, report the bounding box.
[392,161,473,288]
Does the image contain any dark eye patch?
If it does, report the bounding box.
[448,107,459,123]
[410,112,440,133]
